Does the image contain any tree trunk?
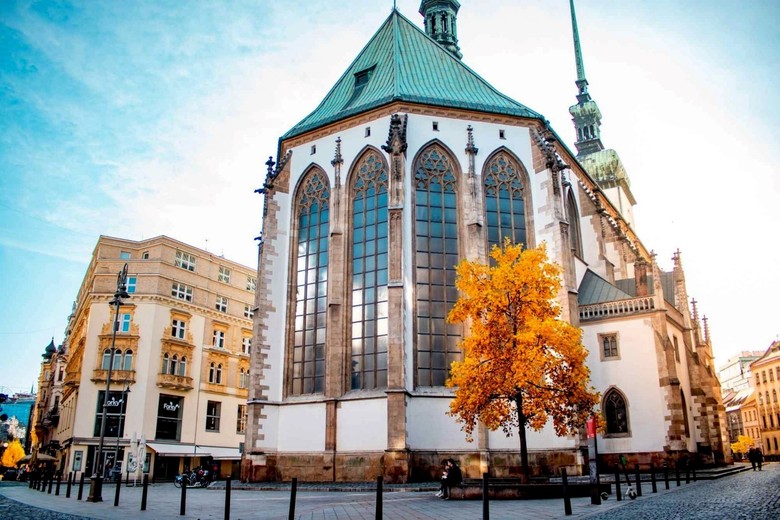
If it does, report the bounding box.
[516,394,530,484]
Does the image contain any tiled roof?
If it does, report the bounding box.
[282,9,541,140]
[578,269,632,305]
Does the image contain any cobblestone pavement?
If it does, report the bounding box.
[0,464,775,520]
[582,463,780,520]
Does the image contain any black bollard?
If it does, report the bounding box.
[482,472,490,520]
[685,466,690,484]
[28,473,33,489]
[48,475,54,494]
[634,465,642,497]
[141,475,149,511]
[692,465,697,482]
[675,467,680,487]
[663,466,669,490]
[650,465,657,493]
[56,474,62,496]
[561,468,572,516]
[114,474,122,506]
[224,476,231,520]
[615,467,622,501]
[66,472,73,498]
[180,476,187,516]
[375,475,383,520]
[288,477,297,520]
[78,474,85,500]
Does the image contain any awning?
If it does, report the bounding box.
[146,443,241,460]
[206,446,241,460]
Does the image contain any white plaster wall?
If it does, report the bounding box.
[487,423,578,450]
[582,317,668,453]
[278,403,326,451]
[407,396,474,450]
[337,398,388,451]
[255,404,279,449]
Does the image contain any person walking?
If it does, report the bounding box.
[756,448,764,471]
[748,447,757,471]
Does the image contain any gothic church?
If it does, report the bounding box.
[243,0,727,482]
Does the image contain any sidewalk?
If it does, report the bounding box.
[0,477,678,520]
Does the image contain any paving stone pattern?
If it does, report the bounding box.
[0,464,777,520]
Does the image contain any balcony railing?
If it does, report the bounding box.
[91,369,136,385]
[579,296,655,321]
[156,373,193,391]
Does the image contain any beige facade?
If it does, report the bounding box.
[33,235,255,480]
[751,341,780,460]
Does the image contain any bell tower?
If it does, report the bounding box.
[419,0,462,59]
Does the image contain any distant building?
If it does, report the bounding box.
[750,341,780,460]
[719,351,763,393]
[0,392,35,452]
[33,236,256,480]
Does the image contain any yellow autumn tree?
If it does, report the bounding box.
[447,240,600,482]
[731,435,753,456]
[1,439,25,468]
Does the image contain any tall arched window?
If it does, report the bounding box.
[566,189,583,258]
[291,168,330,395]
[162,353,169,374]
[209,362,216,383]
[170,355,178,376]
[483,151,528,250]
[350,150,389,390]
[604,388,629,435]
[414,144,461,387]
[122,350,133,371]
[178,356,187,376]
[216,363,223,384]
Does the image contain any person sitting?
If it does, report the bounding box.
[435,459,462,500]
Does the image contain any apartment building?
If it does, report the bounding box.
[34,235,256,480]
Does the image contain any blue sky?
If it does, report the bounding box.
[1,0,778,394]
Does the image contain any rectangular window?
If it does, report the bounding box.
[116,313,131,333]
[126,276,137,293]
[216,296,228,313]
[206,401,221,432]
[246,277,257,292]
[600,334,619,360]
[213,330,225,349]
[142,251,149,260]
[236,404,247,434]
[172,282,193,302]
[239,369,249,388]
[218,266,231,284]
[155,394,183,441]
[244,305,254,319]
[242,337,251,355]
[120,251,131,259]
[175,250,196,271]
[93,391,128,437]
[171,319,186,340]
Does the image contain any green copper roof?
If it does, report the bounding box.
[282,9,541,140]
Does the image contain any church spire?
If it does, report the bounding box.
[568,0,604,156]
[419,0,462,59]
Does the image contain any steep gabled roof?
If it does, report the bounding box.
[282,9,541,141]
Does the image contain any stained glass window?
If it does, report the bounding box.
[414,145,461,387]
[604,388,629,435]
[350,151,389,390]
[292,168,330,395]
[484,151,527,250]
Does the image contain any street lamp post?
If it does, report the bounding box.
[87,263,130,503]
